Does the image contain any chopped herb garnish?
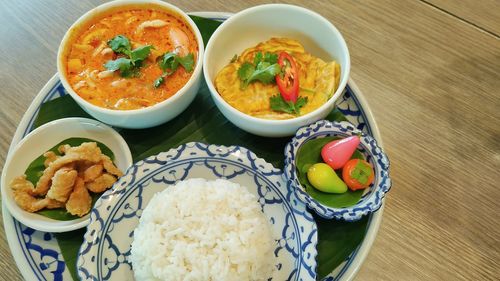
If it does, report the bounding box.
[176,53,194,72]
[153,76,165,88]
[103,58,135,77]
[230,54,238,63]
[154,52,194,88]
[237,52,281,89]
[270,94,308,115]
[104,35,152,77]
[107,35,131,55]
[129,45,153,64]
[158,52,179,74]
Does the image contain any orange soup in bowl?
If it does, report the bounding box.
[63,7,198,110]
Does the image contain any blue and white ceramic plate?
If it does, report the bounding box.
[77,142,317,281]
[284,120,391,221]
[3,12,385,281]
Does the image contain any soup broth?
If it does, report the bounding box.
[64,7,198,110]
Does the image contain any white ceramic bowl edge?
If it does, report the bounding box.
[57,0,205,129]
[0,118,133,232]
[203,4,350,137]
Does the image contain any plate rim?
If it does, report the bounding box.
[2,11,384,281]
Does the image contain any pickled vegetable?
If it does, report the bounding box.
[307,163,347,194]
[342,159,374,191]
[321,136,360,170]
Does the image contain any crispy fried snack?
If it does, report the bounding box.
[34,142,103,196]
[83,164,103,182]
[10,176,65,212]
[46,167,78,202]
[43,151,59,167]
[66,177,92,217]
[9,142,123,217]
[86,173,117,193]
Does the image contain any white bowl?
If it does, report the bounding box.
[203,4,350,137]
[57,0,204,129]
[1,118,133,232]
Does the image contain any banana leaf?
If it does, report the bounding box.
[33,16,371,281]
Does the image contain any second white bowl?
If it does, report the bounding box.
[57,0,205,129]
[1,118,133,232]
[203,4,350,137]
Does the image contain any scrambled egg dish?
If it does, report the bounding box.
[214,38,340,119]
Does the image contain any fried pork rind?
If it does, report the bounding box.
[43,151,59,167]
[46,167,78,202]
[86,173,117,193]
[9,142,123,217]
[66,177,92,217]
[34,142,103,196]
[10,176,65,212]
[101,155,123,177]
[83,164,104,182]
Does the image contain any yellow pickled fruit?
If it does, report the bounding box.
[307,163,347,194]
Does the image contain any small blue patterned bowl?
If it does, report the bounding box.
[284,120,391,221]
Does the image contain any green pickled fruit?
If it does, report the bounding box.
[307,163,348,194]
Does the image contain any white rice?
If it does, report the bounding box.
[130,178,275,281]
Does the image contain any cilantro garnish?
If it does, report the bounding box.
[107,35,131,55]
[104,58,135,78]
[237,52,281,89]
[154,52,194,88]
[104,35,152,77]
[270,94,308,115]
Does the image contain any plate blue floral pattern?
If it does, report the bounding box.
[4,73,381,281]
[77,142,318,281]
[283,120,391,221]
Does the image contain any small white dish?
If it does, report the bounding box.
[57,0,205,129]
[1,118,132,232]
[203,4,350,137]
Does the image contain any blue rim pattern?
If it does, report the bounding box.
[11,79,375,281]
[77,142,318,280]
[283,120,391,221]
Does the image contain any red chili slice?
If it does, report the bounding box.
[275,52,299,103]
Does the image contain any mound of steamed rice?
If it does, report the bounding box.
[129,178,275,281]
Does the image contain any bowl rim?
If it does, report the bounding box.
[283,120,392,221]
[0,117,133,232]
[56,0,205,116]
[203,3,351,125]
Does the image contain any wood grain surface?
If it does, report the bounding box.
[0,0,498,280]
[423,0,500,36]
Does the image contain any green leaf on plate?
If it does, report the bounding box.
[189,15,223,46]
[296,136,365,208]
[24,137,114,221]
[54,228,86,281]
[315,214,369,280]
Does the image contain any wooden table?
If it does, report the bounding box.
[0,0,498,280]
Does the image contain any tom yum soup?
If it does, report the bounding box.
[62,7,198,110]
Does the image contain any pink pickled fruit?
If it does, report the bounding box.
[321,136,361,170]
